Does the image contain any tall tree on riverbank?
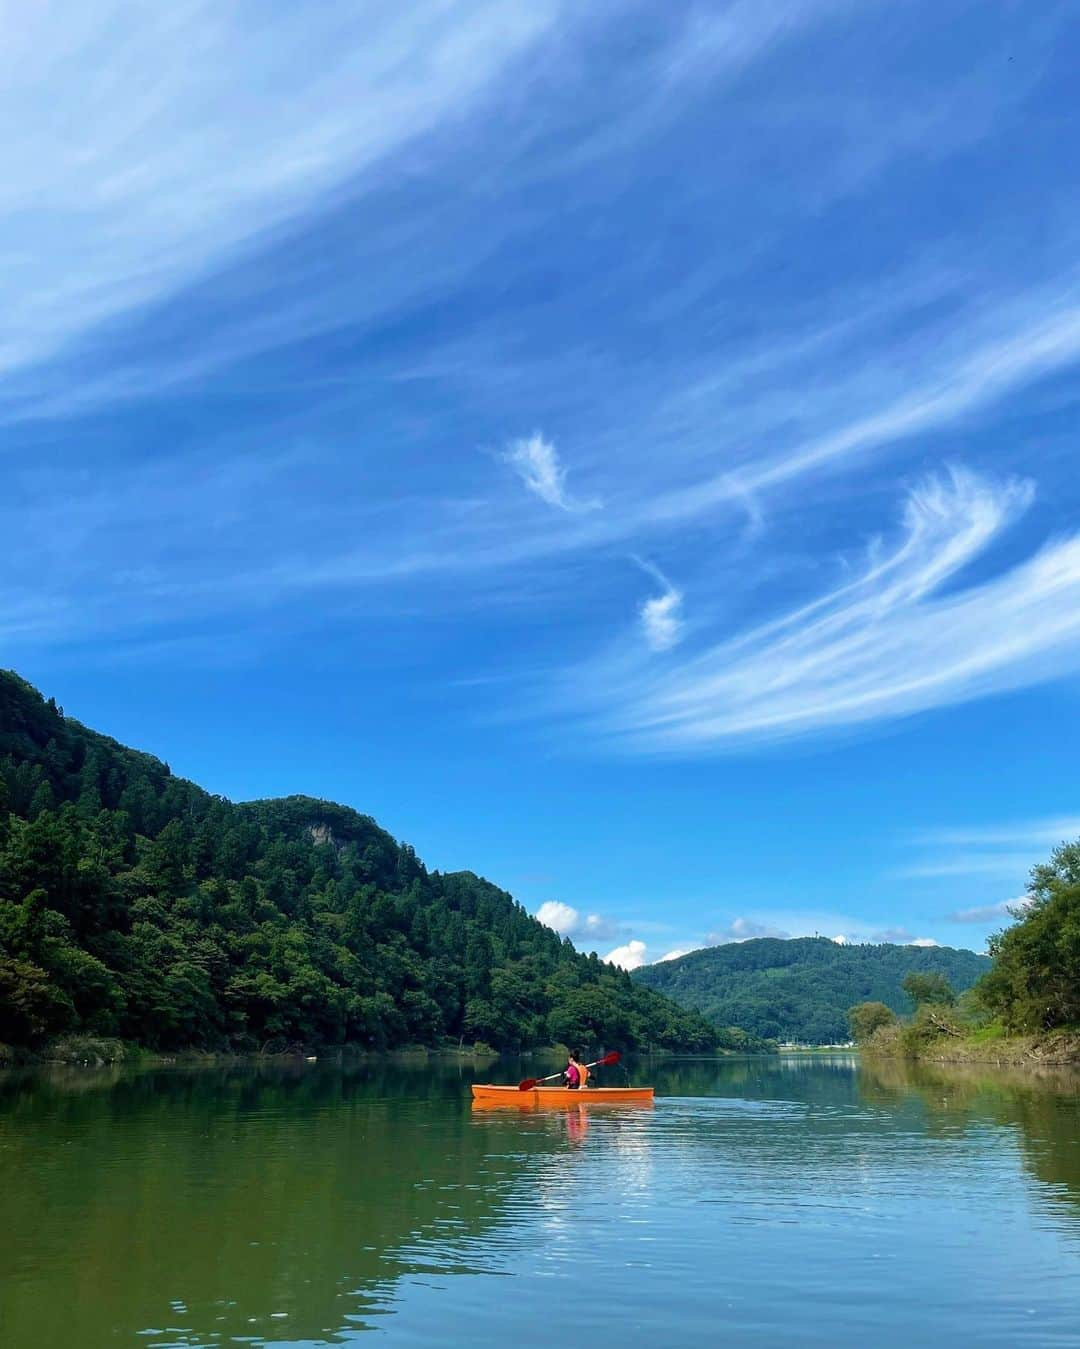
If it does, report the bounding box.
[848,1001,897,1043]
[978,842,1080,1032]
[902,971,956,1008]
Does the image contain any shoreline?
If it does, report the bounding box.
[864,1026,1080,1068]
[0,1039,759,1071]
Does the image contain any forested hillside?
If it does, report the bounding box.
[0,671,720,1057]
[634,937,991,1043]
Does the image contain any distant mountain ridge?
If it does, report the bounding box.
[633,937,991,1043]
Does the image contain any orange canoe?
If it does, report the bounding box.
[471,1084,654,1107]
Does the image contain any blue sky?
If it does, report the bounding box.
[4,1,1080,964]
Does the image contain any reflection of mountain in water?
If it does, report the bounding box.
[0,1060,592,1347]
[635,1055,1080,1232]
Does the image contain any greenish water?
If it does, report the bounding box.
[2,1055,1079,1347]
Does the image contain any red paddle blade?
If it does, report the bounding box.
[601,1051,620,1066]
[517,1078,539,1091]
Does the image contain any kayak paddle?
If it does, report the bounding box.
[518,1051,620,1091]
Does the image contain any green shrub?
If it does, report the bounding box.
[44,1035,127,1065]
[899,1004,964,1056]
[848,1001,896,1043]
[862,1020,904,1057]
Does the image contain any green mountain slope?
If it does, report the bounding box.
[0,670,719,1056]
[633,937,992,1043]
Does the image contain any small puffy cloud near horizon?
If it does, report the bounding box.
[604,939,648,971]
[706,917,791,943]
[535,899,617,945]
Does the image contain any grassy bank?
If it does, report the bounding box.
[863,1018,1080,1067]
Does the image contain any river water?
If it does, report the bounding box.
[2,1055,1078,1347]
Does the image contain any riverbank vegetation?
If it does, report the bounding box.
[849,839,1080,1064]
[0,671,723,1061]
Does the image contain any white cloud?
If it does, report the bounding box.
[503,434,600,513]
[917,817,1080,848]
[699,917,952,947]
[535,900,580,936]
[656,948,692,963]
[10,0,1080,743]
[641,589,684,652]
[874,926,918,944]
[0,3,560,384]
[904,815,1080,888]
[605,939,648,971]
[645,304,1080,525]
[947,897,1031,924]
[587,466,1080,749]
[898,855,1041,879]
[634,559,685,652]
[706,917,792,943]
[535,900,617,943]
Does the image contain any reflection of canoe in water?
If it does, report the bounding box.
[471,1085,654,1107]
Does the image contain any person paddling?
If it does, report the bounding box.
[565,1050,590,1090]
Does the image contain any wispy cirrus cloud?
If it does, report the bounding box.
[903,813,1080,886]
[5,0,1080,804]
[947,897,1030,924]
[904,814,1079,895]
[916,817,1080,849]
[634,559,684,652]
[898,855,1044,879]
[641,299,1080,527]
[0,2,560,385]
[503,434,600,513]
[571,466,1080,750]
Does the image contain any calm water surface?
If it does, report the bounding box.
[2,1055,1079,1347]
